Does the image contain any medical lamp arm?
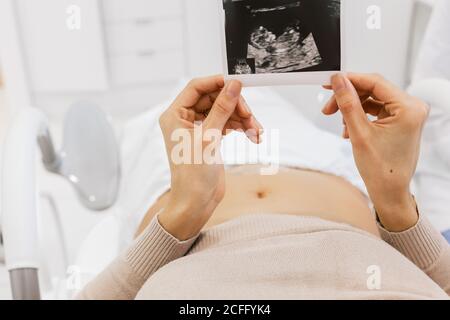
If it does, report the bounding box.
[1,108,58,300]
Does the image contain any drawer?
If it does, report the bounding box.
[109,50,185,87]
[16,0,109,92]
[104,19,184,55]
[102,0,183,22]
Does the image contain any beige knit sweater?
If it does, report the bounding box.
[76,214,450,300]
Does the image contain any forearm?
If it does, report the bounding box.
[75,215,197,300]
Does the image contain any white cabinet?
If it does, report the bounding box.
[15,0,109,92]
[101,0,186,87]
[104,20,184,56]
[102,0,183,22]
[109,51,185,87]
[0,0,188,120]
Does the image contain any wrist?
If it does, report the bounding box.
[374,193,419,232]
[158,201,205,241]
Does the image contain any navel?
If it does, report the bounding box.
[256,190,268,199]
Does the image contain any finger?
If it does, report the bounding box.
[241,117,263,144]
[245,128,262,144]
[342,125,349,139]
[254,117,264,133]
[362,98,394,122]
[179,108,197,123]
[346,73,406,103]
[322,93,370,115]
[223,120,245,134]
[222,97,257,128]
[331,73,370,138]
[195,98,261,138]
[194,91,220,112]
[362,98,385,117]
[204,80,242,131]
[324,83,375,97]
[195,92,252,119]
[195,93,252,124]
[241,114,263,131]
[223,123,260,144]
[236,96,252,119]
[174,75,224,109]
[222,120,261,144]
[322,95,338,115]
[324,95,385,119]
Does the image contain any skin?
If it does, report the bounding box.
[157,74,429,240]
[322,73,429,232]
[136,166,379,238]
[158,76,262,240]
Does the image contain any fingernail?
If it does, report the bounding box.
[257,135,263,144]
[246,127,264,144]
[254,117,264,132]
[246,130,258,143]
[331,74,347,91]
[225,80,241,99]
[321,96,334,114]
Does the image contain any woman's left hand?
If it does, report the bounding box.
[158,75,263,240]
[322,73,429,231]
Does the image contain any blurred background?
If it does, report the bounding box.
[0,0,438,299]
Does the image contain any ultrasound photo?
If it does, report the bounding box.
[222,0,341,75]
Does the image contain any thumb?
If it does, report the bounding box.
[204,80,242,131]
[331,74,370,139]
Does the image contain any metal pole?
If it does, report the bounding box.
[9,269,41,300]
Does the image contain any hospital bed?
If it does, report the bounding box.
[0,0,444,300]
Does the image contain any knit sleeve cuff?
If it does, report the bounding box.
[124,215,198,280]
[377,214,445,270]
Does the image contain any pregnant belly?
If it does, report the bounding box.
[136,165,379,238]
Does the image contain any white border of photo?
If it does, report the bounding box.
[217,0,347,86]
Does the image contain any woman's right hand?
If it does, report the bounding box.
[323,73,430,232]
[158,76,262,240]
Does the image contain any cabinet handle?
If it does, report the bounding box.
[135,17,154,26]
[137,50,155,57]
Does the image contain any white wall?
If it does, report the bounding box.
[185,0,223,77]
[344,0,414,86]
